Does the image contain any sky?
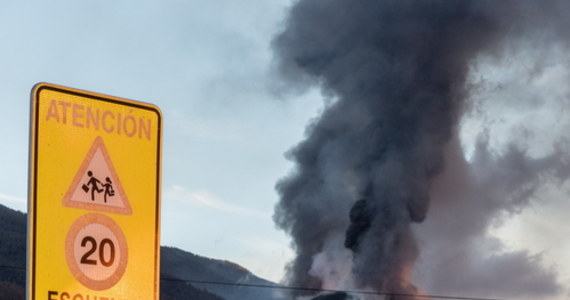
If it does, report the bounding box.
[1,1,570,299]
[0,0,322,282]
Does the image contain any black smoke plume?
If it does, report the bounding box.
[273,0,570,299]
[344,199,372,252]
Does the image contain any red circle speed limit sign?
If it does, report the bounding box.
[65,213,128,290]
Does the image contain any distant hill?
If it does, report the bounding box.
[161,246,283,300]
[160,278,225,300]
[0,204,282,300]
[0,205,26,290]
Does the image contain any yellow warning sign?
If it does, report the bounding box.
[63,136,132,215]
[28,83,162,300]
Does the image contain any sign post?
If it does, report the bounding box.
[28,83,162,299]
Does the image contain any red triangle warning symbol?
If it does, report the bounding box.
[63,136,132,215]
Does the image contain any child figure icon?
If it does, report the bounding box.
[103,177,115,203]
[81,170,114,203]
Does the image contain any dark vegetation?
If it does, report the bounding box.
[160,279,224,300]
[0,204,277,300]
[0,206,26,290]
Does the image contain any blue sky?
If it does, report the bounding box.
[1,2,570,297]
[0,0,324,282]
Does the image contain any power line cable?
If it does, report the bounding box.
[160,275,506,300]
[0,265,25,271]
[0,265,506,300]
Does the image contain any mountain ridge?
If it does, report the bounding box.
[0,204,281,300]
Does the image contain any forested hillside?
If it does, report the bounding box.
[0,204,279,300]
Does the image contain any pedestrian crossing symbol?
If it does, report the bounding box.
[62,136,132,215]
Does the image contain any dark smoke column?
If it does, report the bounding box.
[272,0,513,298]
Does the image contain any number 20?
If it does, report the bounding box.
[80,236,116,267]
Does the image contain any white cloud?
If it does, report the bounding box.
[0,193,26,204]
[0,193,27,213]
[230,234,295,282]
[165,185,270,219]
